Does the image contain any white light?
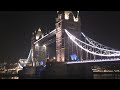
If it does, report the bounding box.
[67,29,120,53]
[43,44,46,49]
[36,35,39,40]
[74,18,78,22]
[38,28,41,31]
[66,58,120,64]
[65,15,69,20]
[81,32,119,52]
[27,49,32,62]
[64,11,69,20]
[18,63,23,69]
[36,28,42,40]
[73,16,78,22]
[53,57,56,59]
[35,43,39,47]
[34,29,56,44]
[65,29,120,57]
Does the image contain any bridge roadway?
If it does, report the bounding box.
[66,58,120,64]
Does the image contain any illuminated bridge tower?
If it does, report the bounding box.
[56,11,81,62]
[31,28,46,66]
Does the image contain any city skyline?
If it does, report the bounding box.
[0,11,120,63]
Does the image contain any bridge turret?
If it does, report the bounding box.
[36,28,43,40]
[56,11,80,22]
[31,27,47,66]
[64,11,80,22]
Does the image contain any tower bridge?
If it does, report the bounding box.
[19,11,120,67]
[18,11,120,78]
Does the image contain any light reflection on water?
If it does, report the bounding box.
[93,74,120,79]
[1,74,120,79]
[1,76,19,79]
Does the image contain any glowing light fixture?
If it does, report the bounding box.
[74,17,78,22]
[53,57,56,59]
[43,44,46,49]
[65,29,120,57]
[64,11,70,20]
[35,43,39,47]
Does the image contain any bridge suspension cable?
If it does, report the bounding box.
[81,32,118,51]
[19,49,32,67]
[65,29,120,57]
[26,49,32,63]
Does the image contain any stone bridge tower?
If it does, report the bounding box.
[56,11,81,62]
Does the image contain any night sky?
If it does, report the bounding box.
[0,11,120,63]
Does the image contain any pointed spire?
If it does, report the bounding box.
[35,30,36,34]
[38,27,41,32]
[77,11,79,18]
[32,32,34,35]
[57,11,59,13]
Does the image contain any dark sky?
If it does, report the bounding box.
[0,11,120,63]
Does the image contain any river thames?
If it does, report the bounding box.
[1,73,120,79]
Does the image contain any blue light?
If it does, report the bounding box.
[69,53,79,61]
[39,61,44,65]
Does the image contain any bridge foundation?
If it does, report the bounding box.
[41,62,93,79]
